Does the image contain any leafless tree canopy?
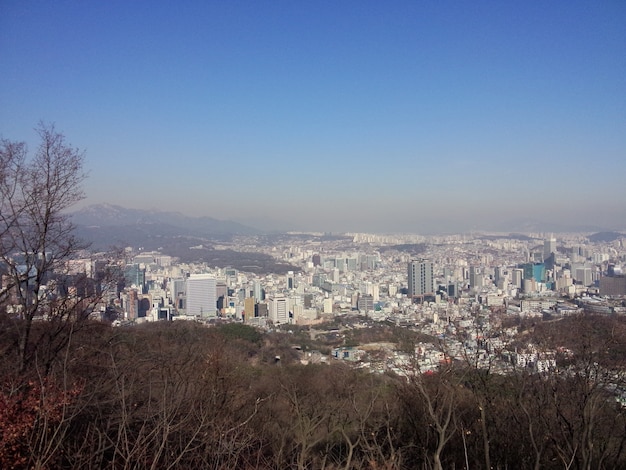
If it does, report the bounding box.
[0,123,88,371]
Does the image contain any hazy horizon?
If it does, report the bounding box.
[72,201,626,235]
[2,1,625,233]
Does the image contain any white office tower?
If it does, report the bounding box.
[408,259,434,297]
[544,237,557,261]
[269,296,289,325]
[186,274,217,317]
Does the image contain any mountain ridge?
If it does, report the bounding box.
[70,204,262,250]
[71,203,260,234]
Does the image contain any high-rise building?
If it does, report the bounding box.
[252,281,264,301]
[494,266,508,285]
[544,237,557,261]
[469,266,483,290]
[447,283,459,298]
[168,278,186,310]
[216,281,228,314]
[599,275,626,296]
[216,281,228,300]
[522,263,546,283]
[127,288,138,320]
[357,294,374,313]
[346,257,358,271]
[575,267,593,287]
[511,268,524,289]
[408,260,434,297]
[255,302,268,318]
[169,278,185,300]
[124,263,145,292]
[186,274,217,317]
[268,295,289,324]
[244,297,255,320]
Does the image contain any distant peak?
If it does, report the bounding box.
[71,203,261,235]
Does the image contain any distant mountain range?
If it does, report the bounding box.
[71,204,261,250]
[71,205,624,252]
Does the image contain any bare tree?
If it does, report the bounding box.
[0,123,88,372]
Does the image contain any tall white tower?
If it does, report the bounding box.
[544,236,557,261]
[268,295,289,324]
[186,274,217,317]
[408,259,434,297]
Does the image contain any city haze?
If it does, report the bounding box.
[1,1,625,233]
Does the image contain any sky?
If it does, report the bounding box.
[1,1,625,233]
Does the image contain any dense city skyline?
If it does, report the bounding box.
[1,1,625,233]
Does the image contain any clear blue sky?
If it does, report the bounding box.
[1,1,625,233]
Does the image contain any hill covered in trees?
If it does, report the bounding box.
[2,316,626,469]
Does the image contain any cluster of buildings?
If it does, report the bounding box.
[9,230,618,339]
[4,229,626,379]
[93,231,626,329]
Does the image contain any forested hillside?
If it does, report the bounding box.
[2,317,626,469]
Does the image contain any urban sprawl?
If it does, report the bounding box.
[58,231,626,377]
